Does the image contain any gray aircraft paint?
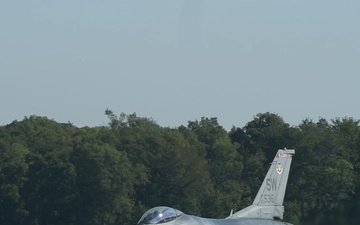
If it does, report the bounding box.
[175,215,291,225]
[137,149,295,225]
[228,149,295,220]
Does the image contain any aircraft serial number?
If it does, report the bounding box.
[260,194,274,204]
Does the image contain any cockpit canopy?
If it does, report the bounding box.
[137,207,183,224]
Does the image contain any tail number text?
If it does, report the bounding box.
[260,194,275,204]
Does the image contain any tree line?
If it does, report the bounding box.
[0,110,359,225]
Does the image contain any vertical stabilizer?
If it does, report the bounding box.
[227,149,295,220]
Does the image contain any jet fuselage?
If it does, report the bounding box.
[175,214,292,225]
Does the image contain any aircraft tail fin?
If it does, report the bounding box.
[227,149,295,220]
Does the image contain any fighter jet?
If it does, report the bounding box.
[137,149,295,225]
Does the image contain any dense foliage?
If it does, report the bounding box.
[1,111,359,225]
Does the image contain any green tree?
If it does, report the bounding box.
[0,116,77,225]
[22,147,77,225]
[70,144,134,225]
[0,141,29,225]
[244,112,301,161]
[187,117,244,217]
[287,118,356,225]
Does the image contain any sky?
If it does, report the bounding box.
[1,0,360,130]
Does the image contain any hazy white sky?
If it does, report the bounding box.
[1,0,360,129]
